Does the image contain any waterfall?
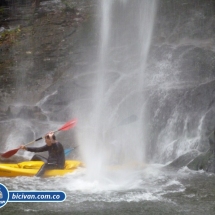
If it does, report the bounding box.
[78,0,157,178]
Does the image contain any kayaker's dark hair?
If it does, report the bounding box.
[45,134,56,140]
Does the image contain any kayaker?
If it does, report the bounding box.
[20,132,65,177]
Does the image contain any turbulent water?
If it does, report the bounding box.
[1,0,215,214]
[2,166,215,214]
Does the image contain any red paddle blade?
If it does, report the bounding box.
[1,147,20,158]
[58,118,77,131]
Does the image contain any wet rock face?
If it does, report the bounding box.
[143,0,215,166]
[7,105,47,120]
[0,0,95,109]
[154,0,215,43]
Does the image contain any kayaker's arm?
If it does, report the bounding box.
[21,145,49,153]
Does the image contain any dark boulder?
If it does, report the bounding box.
[187,131,215,172]
[166,150,199,170]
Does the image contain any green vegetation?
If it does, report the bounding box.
[0,7,5,15]
[0,27,21,46]
[61,0,76,12]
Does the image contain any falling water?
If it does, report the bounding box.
[79,0,157,178]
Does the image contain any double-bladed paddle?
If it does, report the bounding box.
[1,118,77,158]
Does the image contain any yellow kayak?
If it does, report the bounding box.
[0,160,83,177]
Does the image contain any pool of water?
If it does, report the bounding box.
[1,165,215,215]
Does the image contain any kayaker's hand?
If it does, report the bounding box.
[20,145,26,150]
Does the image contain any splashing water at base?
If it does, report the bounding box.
[2,158,215,215]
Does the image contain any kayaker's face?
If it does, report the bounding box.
[45,136,52,146]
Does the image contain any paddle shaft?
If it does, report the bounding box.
[24,129,60,147]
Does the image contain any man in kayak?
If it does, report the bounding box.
[20,132,65,177]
